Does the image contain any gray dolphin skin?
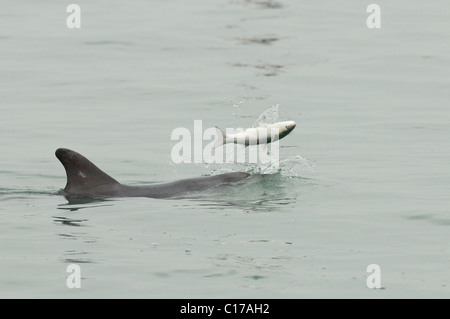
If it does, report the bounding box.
[56,148,250,199]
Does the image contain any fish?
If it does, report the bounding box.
[214,121,296,147]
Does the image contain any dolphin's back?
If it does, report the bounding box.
[119,172,250,198]
[55,148,250,199]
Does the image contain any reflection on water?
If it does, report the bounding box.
[255,0,283,9]
[230,0,284,9]
[231,62,284,76]
[53,216,98,243]
[53,217,98,264]
[237,36,280,46]
[406,213,450,226]
[57,198,115,211]
[53,216,88,227]
[63,251,94,264]
[84,40,134,46]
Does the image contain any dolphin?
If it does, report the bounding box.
[55,148,250,199]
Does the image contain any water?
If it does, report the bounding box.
[1,0,449,298]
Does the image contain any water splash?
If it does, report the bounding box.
[278,155,315,178]
[251,104,279,127]
[240,154,315,177]
[231,96,247,117]
[210,104,313,178]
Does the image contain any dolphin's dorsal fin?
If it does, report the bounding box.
[55,148,119,194]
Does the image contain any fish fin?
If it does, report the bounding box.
[213,126,226,148]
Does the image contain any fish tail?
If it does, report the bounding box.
[213,126,226,148]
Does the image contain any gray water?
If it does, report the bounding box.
[1,0,449,298]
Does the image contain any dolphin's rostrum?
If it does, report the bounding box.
[56,148,250,199]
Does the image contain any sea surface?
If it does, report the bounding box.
[0,0,449,298]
